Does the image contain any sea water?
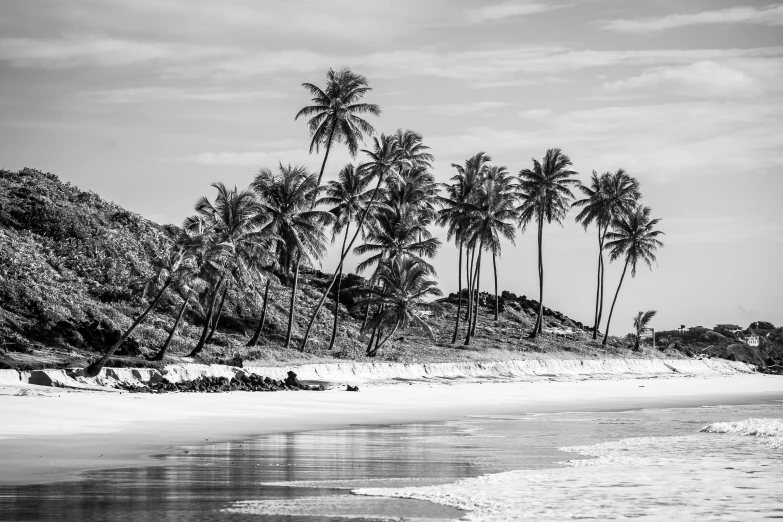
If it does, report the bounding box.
[1,399,781,520]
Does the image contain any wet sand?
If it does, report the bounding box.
[2,374,783,485]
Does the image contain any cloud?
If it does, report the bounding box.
[601,4,783,33]
[80,87,287,104]
[395,101,511,116]
[426,101,783,183]
[466,2,561,23]
[0,36,227,69]
[602,61,772,99]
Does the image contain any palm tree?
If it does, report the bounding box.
[295,67,381,190]
[147,230,209,361]
[437,153,490,343]
[602,205,664,346]
[319,163,374,350]
[573,169,640,339]
[633,310,657,350]
[517,148,579,338]
[356,258,444,356]
[84,244,198,376]
[185,183,268,357]
[252,164,333,350]
[463,166,517,326]
[299,133,402,351]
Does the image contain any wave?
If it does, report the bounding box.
[701,418,783,451]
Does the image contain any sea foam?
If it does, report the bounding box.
[701,418,783,450]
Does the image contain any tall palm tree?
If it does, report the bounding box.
[602,205,664,346]
[84,244,198,376]
[356,258,444,356]
[295,67,381,190]
[319,163,374,350]
[463,166,517,326]
[185,183,268,357]
[252,164,333,349]
[299,133,401,351]
[517,148,579,338]
[573,169,640,339]
[437,152,490,343]
[633,310,657,351]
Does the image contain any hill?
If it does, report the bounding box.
[1,168,780,372]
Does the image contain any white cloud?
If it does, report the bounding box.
[426,101,783,183]
[395,101,511,116]
[602,61,773,99]
[0,36,228,69]
[601,5,783,33]
[80,87,287,104]
[466,2,561,23]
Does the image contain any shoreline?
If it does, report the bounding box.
[1,360,782,486]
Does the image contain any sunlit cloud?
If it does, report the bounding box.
[601,4,783,33]
[465,1,562,23]
[601,60,780,99]
[80,87,287,104]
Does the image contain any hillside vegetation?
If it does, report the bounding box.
[1,168,780,371]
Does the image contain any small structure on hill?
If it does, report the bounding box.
[715,324,742,334]
[740,334,761,347]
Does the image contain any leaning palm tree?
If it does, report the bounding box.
[84,244,198,376]
[356,257,444,357]
[633,310,657,351]
[517,148,579,338]
[299,133,402,351]
[602,205,664,346]
[295,67,381,189]
[573,169,640,339]
[319,163,374,350]
[252,164,333,349]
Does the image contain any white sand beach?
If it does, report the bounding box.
[2,360,783,486]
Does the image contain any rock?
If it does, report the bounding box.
[346,385,359,392]
[28,370,54,387]
[284,370,301,388]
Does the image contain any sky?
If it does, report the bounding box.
[1,0,782,333]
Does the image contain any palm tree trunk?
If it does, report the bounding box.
[492,252,499,321]
[328,224,351,350]
[372,321,401,355]
[451,240,463,344]
[602,257,630,346]
[299,170,389,351]
[361,299,371,330]
[205,284,229,345]
[465,248,482,345]
[592,227,602,340]
[530,216,544,338]
[466,244,476,321]
[150,293,191,361]
[284,261,301,349]
[365,328,377,355]
[634,334,640,351]
[470,248,483,337]
[315,124,336,189]
[596,225,609,337]
[189,277,224,357]
[85,279,171,376]
[247,278,271,347]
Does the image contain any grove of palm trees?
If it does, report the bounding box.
[0,67,675,374]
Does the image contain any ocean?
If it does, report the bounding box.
[1,398,781,520]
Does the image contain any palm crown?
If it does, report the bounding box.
[605,205,664,277]
[295,68,381,158]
